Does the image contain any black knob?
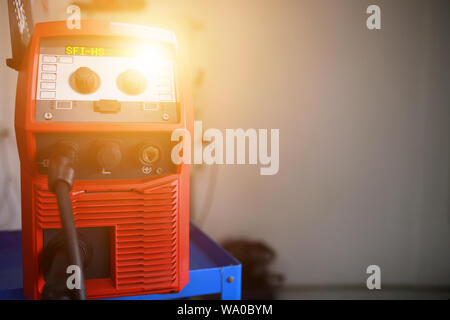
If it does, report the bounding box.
[70,67,100,94]
[96,142,121,171]
[116,69,147,95]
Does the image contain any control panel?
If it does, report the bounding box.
[33,36,181,179]
[35,37,179,123]
[35,132,177,180]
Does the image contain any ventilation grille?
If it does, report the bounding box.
[34,177,179,292]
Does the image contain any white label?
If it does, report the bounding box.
[42,64,57,72]
[56,101,72,109]
[41,82,56,90]
[40,91,56,99]
[58,56,73,64]
[41,73,57,80]
[43,56,57,63]
[143,102,159,111]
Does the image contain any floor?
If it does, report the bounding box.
[277,286,450,300]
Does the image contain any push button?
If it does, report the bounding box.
[94,100,121,113]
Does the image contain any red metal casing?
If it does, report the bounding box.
[14,21,192,299]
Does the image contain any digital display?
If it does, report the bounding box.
[64,45,173,58]
[65,46,123,57]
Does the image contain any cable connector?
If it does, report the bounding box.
[48,142,78,192]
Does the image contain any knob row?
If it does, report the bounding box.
[69,67,147,95]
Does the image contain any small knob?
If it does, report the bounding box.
[70,67,100,94]
[96,142,121,172]
[116,69,147,95]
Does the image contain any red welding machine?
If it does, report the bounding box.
[13,21,192,299]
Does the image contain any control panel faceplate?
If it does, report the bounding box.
[35,37,179,123]
[36,132,177,180]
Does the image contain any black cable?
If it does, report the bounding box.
[53,180,87,300]
[44,142,87,300]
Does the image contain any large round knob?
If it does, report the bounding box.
[70,67,100,94]
[97,142,121,172]
[116,69,147,95]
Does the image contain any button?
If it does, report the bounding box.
[43,56,57,63]
[143,102,159,111]
[41,82,56,90]
[94,100,121,113]
[56,101,72,110]
[58,56,73,64]
[41,73,56,80]
[42,64,57,72]
[40,91,56,99]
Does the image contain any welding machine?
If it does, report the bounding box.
[12,20,192,299]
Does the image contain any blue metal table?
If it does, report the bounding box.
[0,223,241,300]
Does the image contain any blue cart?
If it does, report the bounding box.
[0,223,242,300]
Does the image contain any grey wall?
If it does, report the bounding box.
[0,0,448,287]
[189,0,450,287]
